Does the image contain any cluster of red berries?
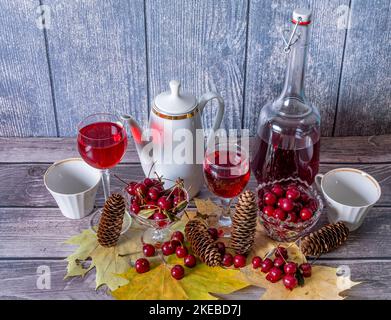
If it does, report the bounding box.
[258,183,318,223]
[126,177,188,224]
[134,231,197,280]
[251,246,312,290]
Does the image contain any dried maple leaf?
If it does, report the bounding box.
[112,256,250,300]
[64,226,144,291]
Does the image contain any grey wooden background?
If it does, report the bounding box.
[0,0,390,138]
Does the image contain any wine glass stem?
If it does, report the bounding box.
[221,198,233,217]
[101,169,110,200]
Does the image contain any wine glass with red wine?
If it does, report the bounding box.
[203,142,250,236]
[77,113,128,200]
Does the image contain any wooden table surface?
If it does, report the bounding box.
[0,136,390,300]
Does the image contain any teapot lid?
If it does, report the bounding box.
[154,80,197,115]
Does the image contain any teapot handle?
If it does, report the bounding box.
[198,92,225,143]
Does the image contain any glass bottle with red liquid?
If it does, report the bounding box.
[251,9,320,185]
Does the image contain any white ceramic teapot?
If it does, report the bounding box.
[122,80,224,199]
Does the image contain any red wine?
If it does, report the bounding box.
[78,121,127,169]
[251,131,320,185]
[203,150,250,199]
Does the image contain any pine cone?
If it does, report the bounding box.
[301,221,349,256]
[230,190,258,255]
[97,193,125,247]
[185,219,221,267]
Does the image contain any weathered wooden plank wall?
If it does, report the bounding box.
[335,0,391,136]
[0,0,390,137]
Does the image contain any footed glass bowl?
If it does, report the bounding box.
[124,187,189,247]
[256,177,324,242]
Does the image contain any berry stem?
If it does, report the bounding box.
[113,174,128,186]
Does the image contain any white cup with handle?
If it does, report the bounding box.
[315,168,381,231]
[44,158,102,219]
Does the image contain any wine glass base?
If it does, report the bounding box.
[218,215,232,238]
[141,227,171,248]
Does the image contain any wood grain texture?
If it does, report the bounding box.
[0,259,389,299]
[145,0,248,131]
[244,0,349,137]
[2,135,391,163]
[0,162,390,207]
[42,0,148,136]
[0,207,389,259]
[0,0,56,136]
[334,0,391,136]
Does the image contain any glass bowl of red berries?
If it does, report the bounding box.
[124,176,189,247]
[256,178,323,242]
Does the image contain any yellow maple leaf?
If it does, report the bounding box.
[112,256,250,300]
[64,226,144,291]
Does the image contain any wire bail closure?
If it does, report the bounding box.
[281,17,301,53]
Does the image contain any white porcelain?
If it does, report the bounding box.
[315,168,381,231]
[122,80,224,199]
[44,158,102,219]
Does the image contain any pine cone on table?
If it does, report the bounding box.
[185,219,221,267]
[97,193,125,248]
[301,221,349,256]
[230,190,258,255]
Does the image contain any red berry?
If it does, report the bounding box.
[171,265,185,280]
[271,184,285,197]
[266,267,283,283]
[152,211,166,220]
[126,182,137,196]
[143,178,155,187]
[287,183,298,190]
[261,258,273,273]
[284,262,297,275]
[135,182,147,196]
[161,241,175,256]
[282,274,298,290]
[263,205,275,217]
[173,196,184,207]
[216,242,226,256]
[278,198,294,212]
[147,187,161,200]
[145,200,157,210]
[286,188,301,201]
[171,231,184,244]
[157,196,173,210]
[233,254,247,268]
[143,244,155,257]
[222,253,234,267]
[207,227,218,240]
[273,208,287,221]
[184,254,196,268]
[175,246,188,258]
[130,202,141,214]
[299,263,312,277]
[300,192,310,203]
[135,258,150,274]
[307,199,318,211]
[172,187,185,198]
[286,211,298,223]
[300,208,313,221]
[273,256,285,269]
[264,192,277,206]
[275,246,288,259]
[170,239,181,250]
[152,212,168,227]
[252,256,263,269]
[257,188,265,199]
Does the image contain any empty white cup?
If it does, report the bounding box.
[44,158,102,219]
[315,168,381,231]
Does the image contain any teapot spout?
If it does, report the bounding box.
[121,114,148,154]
